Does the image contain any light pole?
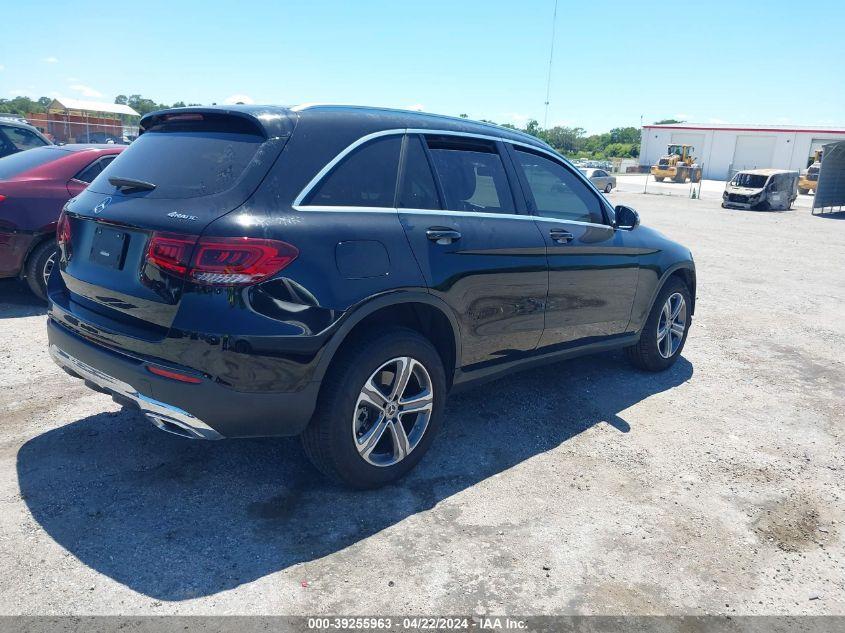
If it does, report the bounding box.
[543,0,558,129]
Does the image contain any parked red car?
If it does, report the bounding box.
[0,144,124,299]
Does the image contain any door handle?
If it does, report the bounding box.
[426,228,462,245]
[549,229,574,244]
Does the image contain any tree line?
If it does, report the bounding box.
[3,93,665,159]
[0,94,199,118]
[461,114,640,160]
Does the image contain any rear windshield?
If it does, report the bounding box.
[89,127,264,199]
[0,146,66,179]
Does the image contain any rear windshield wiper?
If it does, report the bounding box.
[108,176,157,192]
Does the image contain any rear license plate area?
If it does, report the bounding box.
[89,227,129,270]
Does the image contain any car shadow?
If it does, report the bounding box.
[17,352,692,601]
[0,279,46,318]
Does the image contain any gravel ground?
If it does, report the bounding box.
[0,192,842,615]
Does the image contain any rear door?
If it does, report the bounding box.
[398,133,547,368]
[593,169,610,190]
[508,145,639,347]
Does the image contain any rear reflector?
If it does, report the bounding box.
[146,365,203,383]
[146,233,298,286]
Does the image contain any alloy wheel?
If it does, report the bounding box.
[42,251,57,289]
[352,356,434,467]
[657,292,687,359]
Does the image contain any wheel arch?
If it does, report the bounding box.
[18,230,56,279]
[653,263,696,316]
[314,292,462,389]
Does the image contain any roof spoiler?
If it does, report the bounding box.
[139,106,296,140]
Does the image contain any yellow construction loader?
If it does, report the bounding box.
[798,149,822,195]
[651,144,703,183]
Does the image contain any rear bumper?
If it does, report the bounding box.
[50,344,224,440]
[47,318,319,438]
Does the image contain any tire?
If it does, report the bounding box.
[604,182,613,193]
[301,326,447,488]
[625,277,691,372]
[24,239,58,301]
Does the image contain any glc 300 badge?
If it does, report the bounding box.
[167,211,199,221]
[93,197,112,214]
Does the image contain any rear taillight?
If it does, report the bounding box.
[189,237,298,284]
[146,234,298,285]
[147,233,198,276]
[0,195,6,203]
[57,212,71,248]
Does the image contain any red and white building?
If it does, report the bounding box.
[639,122,845,180]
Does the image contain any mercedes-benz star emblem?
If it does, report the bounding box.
[93,197,112,214]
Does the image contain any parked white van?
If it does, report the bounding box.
[722,169,799,211]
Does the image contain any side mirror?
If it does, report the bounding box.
[614,205,640,230]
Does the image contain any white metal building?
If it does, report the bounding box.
[639,123,845,180]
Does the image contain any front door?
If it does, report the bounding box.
[398,133,548,368]
[508,145,640,348]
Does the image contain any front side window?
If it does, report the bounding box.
[425,136,515,213]
[514,148,605,224]
[305,135,401,207]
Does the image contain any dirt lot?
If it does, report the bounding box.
[0,192,843,615]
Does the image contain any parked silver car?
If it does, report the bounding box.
[580,167,616,193]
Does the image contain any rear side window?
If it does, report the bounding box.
[425,136,514,213]
[89,115,267,199]
[398,135,440,210]
[75,156,116,184]
[0,146,65,178]
[514,148,605,224]
[304,136,401,207]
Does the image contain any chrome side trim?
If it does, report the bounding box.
[292,126,615,226]
[291,205,398,214]
[292,204,611,230]
[292,129,405,207]
[49,345,224,440]
[400,208,612,229]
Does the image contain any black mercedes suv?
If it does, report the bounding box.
[47,105,695,488]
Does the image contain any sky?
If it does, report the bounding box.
[2,0,843,134]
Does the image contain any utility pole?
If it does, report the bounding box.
[543,0,558,129]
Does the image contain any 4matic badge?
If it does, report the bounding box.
[167,211,199,221]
